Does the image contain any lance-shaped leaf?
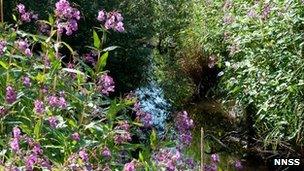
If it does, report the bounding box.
[93,30,101,49]
[95,52,108,73]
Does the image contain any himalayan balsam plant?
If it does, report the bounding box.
[0,0,197,171]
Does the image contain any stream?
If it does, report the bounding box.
[135,80,170,131]
[133,50,272,170]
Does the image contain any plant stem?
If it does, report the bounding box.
[6,50,14,84]
[53,76,57,92]
[0,0,3,23]
[0,119,3,134]
[201,127,204,171]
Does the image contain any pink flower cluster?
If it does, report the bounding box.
[204,153,220,171]
[97,73,115,96]
[133,101,152,127]
[48,116,59,128]
[15,39,32,57]
[16,3,38,23]
[34,100,45,114]
[47,95,67,109]
[97,10,125,32]
[10,127,21,152]
[153,148,181,171]
[9,128,51,170]
[67,150,92,170]
[71,132,80,141]
[101,147,111,158]
[0,40,7,56]
[25,144,51,170]
[123,160,136,171]
[55,0,81,36]
[114,121,132,144]
[22,76,31,87]
[175,111,193,146]
[6,85,17,104]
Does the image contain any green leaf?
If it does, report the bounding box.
[103,46,119,52]
[0,61,8,69]
[34,119,42,139]
[62,68,86,76]
[205,141,211,153]
[48,15,54,25]
[106,100,124,122]
[12,15,17,22]
[68,119,77,128]
[44,145,64,150]
[84,122,103,131]
[35,72,46,83]
[0,149,7,156]
[139,151,144,162]
[150,129,157,150]
[93,30,101,49]
[95,52,109,73]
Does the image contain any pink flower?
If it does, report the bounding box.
[24,48,33,57]
[115,21,125,32]
[47,95,67,109]
[114,121,132,144]
[235,160,243,170]
[16,3,38,23]
[16,4,26,14]
[98,73,115,96]
[25,154,38,170]
[175,111,193,145]
[10,138,20,152]
[211,153,220,163]
[21,12,31,22]
[97,10,106,22]
[22,76,31,87]
[97,10,125,32]
[13,127,21,139]
[48,116,59,128]
[123,161,136,171]
[34,100,45,114]
[32,143,43,155]
[15,39,33,56]
[6,85,17,104]
[101,147,111,158]
[55,0,80,36]
[71,132,80,141]
[0,40,7,55]
[79,150,89,162]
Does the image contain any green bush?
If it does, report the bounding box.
[220,0,304,147]
[180,0,304,148]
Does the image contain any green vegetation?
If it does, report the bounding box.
[1,0,304,170]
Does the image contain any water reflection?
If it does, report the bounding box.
[135,81,170,132]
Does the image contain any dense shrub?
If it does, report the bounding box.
[176,0,304,149]
[220,0,304,148]
[150,0,228,108]
[152,50,196,108]
[150,1,198,108]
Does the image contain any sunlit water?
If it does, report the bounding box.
[135,80,170,131]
